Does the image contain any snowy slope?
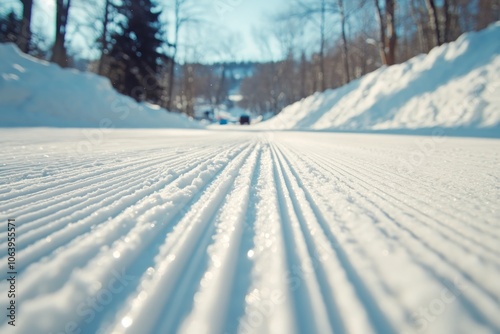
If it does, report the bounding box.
[1,128,499,334]
[0,44,201,128]
[259,23,500,136]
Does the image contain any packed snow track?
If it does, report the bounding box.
[1,128,499,334]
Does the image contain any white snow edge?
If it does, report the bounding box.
[259,22,500,137]
[0,44,203,129]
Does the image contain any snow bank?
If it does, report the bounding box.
[0,44,202,128]
[260,22,500,136]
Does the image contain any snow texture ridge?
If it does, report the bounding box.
[259,22,500,136]
[0,44,201,129]
[1,128,499,334]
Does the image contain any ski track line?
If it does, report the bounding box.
[1,145,209,212]
[270,143,351,333]
[277,140,500,332]
[77,140,256,334]
[273,147,379,334]
[0,150,172,205]
[0,141,251,287]
[273,142,409,333]
[0,143,220,213]
[301,145,500,281]
[0,142,246,277]
[278,139,500,330]
[1,129,499,334]
[307,146,500,279]
[273,142,400,334]
[237,145,297,334]
[0,142,233,246]
[269,143,336,334]
[324,147,500,245]
[285,137,500,244]
[285,136,499,231]
[173,144,262,334]
[286,141,500,269]
[0,140,253,331]
[0,133,239,204]
[105,141,257,334]
[219,145,262,334]
[152,143,258,333]
[328,148,499,236]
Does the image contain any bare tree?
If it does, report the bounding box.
[19,0,33,53]
[374,0,397,65]
[476,0,500,30]
[285,0,329,91]
[180,63,195,116]
[51,0,71,67]
[97,0,111,75]
[443,0,450,43]
[409,0,428,52]
[212,34,241,106]
[425,0,441,46]
[318,0,326,90]
[165,0,204,111]
[165,0,181,111]
[385,0,397,66]
[338,0,350,83]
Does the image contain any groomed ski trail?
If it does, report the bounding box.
[1,128,499,334]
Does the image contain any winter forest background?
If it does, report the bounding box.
[1,0,498,118]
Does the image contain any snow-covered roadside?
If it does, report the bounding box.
[1,128,499,334]
[0,44,202,129]
[259,22,500,135]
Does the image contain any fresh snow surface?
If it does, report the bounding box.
[259,23,500,136]
[0,44,201,129]
[1,128,499,334]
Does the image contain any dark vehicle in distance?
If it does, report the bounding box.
[239,115,250,125]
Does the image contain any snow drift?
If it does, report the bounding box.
[0,44,201,128]
[260,22,500,136]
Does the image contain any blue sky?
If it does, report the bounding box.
[210,0,289,60]
[168,0,291,62]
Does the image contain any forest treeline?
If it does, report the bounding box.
[1,0,498,116]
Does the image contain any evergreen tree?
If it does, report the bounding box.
[105,0,166,103]
[0,11,21,44]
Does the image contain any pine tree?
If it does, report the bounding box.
[0,11,21,44]
[106,0,166,103]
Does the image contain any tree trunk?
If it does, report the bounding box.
[215,65,226,105]
[374,0,397,66]
[300,51,307,98]
[443,0,451,43]
[318,0,326,91]
[51,0,71,67]
[338,0,351,84]
[425,0,441,46]
[386,0,397,65]
[19,0,33,53]
[166,0,181,111]
[98,0,110,75]
[374,0,387,65]
[166,56,176,111]
[410,0,426,52]
[183,64,195,117]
